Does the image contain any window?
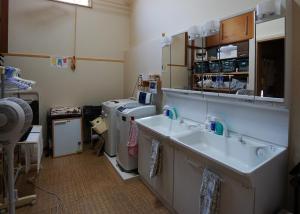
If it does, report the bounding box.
[52,0,92,7]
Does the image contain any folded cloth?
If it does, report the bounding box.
[149,139,161,178]
[127,120,138,157]
[200,168,222,214]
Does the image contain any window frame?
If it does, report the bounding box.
[50,0,92,8]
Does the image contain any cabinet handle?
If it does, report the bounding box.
[186,158,202,169]
[54,120,68,125]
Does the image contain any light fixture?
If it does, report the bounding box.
[51,0,92,7]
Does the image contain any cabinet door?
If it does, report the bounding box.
[138,130,152,184]
[206,34,220,48]
[173,149,204,214]
[53,118,82,157]
[219,174,254,214]
[221,12,254,45]
[174,148,255,214]
[151,141,174,206]
[0,0,8,53]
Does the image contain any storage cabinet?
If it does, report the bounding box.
[173,148,204,214]
[0,0,8,53]
[53,118,82,157]
[138,128,174,206]
[205,12,254,48]
[173,148,255,214]
[221,11,254,45]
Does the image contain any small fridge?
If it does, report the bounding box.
[52,118,82,158]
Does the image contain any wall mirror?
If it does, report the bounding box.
[255,11,286,100]
[162,4,286,103]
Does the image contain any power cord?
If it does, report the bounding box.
[27,177,65,214]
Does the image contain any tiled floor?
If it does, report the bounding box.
[16,149,169,214]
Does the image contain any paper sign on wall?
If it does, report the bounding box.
[50,56,69,69]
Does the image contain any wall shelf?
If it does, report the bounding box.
[193,72,248,76]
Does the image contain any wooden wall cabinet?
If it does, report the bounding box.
[221,11,254,44]
[206,11,254,47]
[0,0,8,53]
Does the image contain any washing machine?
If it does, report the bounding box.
[102,99,137,156]
[116,103,156,172]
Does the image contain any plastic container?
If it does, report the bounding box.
[205,115,212,130]
[194,62,209,73]
[237,58,249,72]
[209,61,222,73]
[222,59,237,72]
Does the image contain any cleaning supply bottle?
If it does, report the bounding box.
[215,121,224,136]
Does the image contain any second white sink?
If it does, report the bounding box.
[171,129,285,175]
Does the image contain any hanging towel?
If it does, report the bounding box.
[149,139,161,178]
[199,168,222,214]
[127,120,138,157]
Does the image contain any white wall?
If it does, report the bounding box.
[5,0,130,137]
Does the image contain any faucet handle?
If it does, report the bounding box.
[238,134,246,144]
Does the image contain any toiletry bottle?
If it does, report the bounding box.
[215,121,224,136]
[205,115,211,130]
[210,116,216,132]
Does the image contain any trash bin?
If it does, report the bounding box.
[82,105,102,144]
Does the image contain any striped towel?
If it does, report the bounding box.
[149,139,161,178]
[199,168,221,214]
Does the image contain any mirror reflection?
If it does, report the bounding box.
[162,7,286,101]
[161,44,171,88]
[255,16,285,98]
[170,33,189,90]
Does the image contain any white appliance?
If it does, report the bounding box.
[102,99,137,156]
[53,118,82,157]
[116,103,156,172]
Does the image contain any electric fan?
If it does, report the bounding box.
[0,97,33,214]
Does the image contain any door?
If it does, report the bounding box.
[53,118,82,157]
[221,12,254,45]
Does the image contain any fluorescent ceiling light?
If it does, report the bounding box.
[52,0,92,7]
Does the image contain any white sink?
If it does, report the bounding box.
[171,129,285,175]
[136,114,199,137]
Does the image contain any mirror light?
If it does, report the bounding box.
[51,0,92,7]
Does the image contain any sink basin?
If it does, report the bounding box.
[136,115,199,137]
[171,129,285,175]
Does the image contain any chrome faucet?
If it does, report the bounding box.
[238,134,246,144]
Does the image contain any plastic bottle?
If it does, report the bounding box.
[215,121,224,136]
[205,115,211,130]
[210,116,216,132]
